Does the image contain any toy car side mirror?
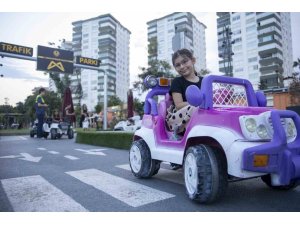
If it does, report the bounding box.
[186,85,204,107]
[256,91,267,107]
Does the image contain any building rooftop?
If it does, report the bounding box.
[72,13,131,34]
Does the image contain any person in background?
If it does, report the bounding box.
[52,109,62,123]
[65,104,75,127]
[80,104,88,128]
[35,88,48,138]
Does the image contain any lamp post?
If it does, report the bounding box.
[218,26,234,77]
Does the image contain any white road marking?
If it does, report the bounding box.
[0,153,42,163]
[37,147,47,151]
[0,155,21,159]
[48,151,60,155]
[18,136,27,140]
[0,175,88,212]
[116,164,184,185]
[64,155,79,160]
[66,169,175,207]
[74,148,106,156]
[19,153,42,163]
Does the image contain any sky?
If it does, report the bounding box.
[0,1,300,106]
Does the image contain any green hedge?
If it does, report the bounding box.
[76,131,134,150]
[0,129,29,136]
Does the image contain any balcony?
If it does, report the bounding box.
[259,56,283,66]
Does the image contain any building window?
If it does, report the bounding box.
[235,67,244,72]
[232,15,240,21]
[246,25,256,32]
[248,57,257,62]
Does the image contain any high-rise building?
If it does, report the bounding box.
[147,12,207,74]
[72,14,130,111]
[217,12,293,90]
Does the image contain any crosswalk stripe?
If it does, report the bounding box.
[64,155,79,160]
[66,169,175,207]
[0,175,87,212]
[48,151,59,154]
[37,147,46,151]
[116,164,184,185]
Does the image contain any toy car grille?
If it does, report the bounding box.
[212,83,248,107]
[60,122,69,129]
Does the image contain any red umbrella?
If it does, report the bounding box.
[62,87,75,123]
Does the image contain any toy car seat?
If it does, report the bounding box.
[158,93,173,118]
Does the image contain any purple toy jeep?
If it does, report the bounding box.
[129,75,300,203]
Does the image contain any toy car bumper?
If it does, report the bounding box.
[243,110,300,185]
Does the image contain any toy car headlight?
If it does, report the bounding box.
[245,118,256,133]
[239,112,272,141]
[144,75,158,88]
[286,119,297,138]
[257,125,268,139]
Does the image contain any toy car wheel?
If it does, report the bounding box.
[57,133,62,139]
[261,175,297,190]
[184,144,227,203]
[50,129,57,140]
[30,130,34,138]
[68,129,74,139]
[129,139,160,178]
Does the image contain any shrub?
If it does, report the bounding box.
[76,131,134,150]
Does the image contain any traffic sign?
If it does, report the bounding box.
[37,45,74,74]
[76,56,101,67]
[0,42,33,57]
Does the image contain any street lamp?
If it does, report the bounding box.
[218,26,234,77]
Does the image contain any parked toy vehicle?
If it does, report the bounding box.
[129,75,300,203]
[114,116,142,132]
[30,118,74,139]
[29,119,50,138]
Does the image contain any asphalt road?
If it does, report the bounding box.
[0,135,300,212]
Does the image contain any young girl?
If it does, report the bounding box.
[166,48,203,136]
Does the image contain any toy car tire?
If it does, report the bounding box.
[261,174,297,190]
[129,139,160,178]
[68,129,74,139]
[30,130,35,138]
[184,144,227,203]
[50,129,57,140]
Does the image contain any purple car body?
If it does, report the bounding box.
[130,75,300,203]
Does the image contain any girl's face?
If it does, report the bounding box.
[173,55,195,77]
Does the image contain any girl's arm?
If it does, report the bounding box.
[172,92,188,110]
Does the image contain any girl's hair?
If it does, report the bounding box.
[172,48,194,66]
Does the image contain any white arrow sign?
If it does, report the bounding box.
[19,153,42,163]
[74,148,107,156]
[0,153,42,163]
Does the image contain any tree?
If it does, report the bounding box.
[47,72,71,98]
[258,80,268,90]
[133,59,174,92]
[133,98,144,117]
[288,59,300,106]
[199,69,211,76]
[293,58,300,70]
[14,102,26,114]
[24,89,62,121]
[108,95,123,107]
[94,103,102,113]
